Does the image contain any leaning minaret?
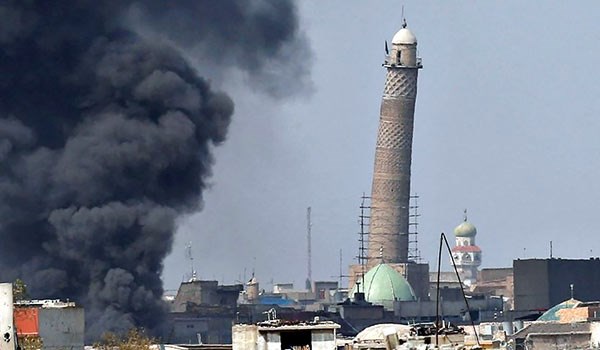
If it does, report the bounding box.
[368,21,422,264]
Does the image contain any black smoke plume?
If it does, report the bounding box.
[0,0,310,341]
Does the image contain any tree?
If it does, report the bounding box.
[13,279,28,301]
[94,328,156,350]
[17,335,43,350]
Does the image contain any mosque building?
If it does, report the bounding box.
[349,20,430,303]
[451,210,482,285]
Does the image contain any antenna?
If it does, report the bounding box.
[550,241,553,259]
[185,241,196,281]
[401,6,407,28]
[331,249,350,289]
[339,249,342,287]
[306,207,312,291]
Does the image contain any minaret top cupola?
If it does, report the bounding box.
[387,20,421,68]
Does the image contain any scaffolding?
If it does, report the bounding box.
[408,194,422,262]
[357,194,371,284]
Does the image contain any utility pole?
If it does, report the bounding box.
[306,207,312,291]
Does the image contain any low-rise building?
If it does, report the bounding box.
[232,319,339,350]
[14,299,84,350]
[168,280,243,344]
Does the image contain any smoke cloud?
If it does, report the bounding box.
[0,0,310,341]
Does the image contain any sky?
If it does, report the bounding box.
[162,1,600,292]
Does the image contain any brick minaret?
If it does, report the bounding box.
[368,21,422,264]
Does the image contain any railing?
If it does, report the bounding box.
[382,56,423,68]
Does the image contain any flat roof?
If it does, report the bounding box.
[237,320,340,332]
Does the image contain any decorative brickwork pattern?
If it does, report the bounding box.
[371,178,403,201]
[383,70,418,98]
[373,151,409,172]
[375,121,412,149]
[368,64,419,264]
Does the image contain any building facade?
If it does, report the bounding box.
[513,258,600,311]
[232,320,339,350]
[169,280,243,344]
[0,284,15,350]
[14,299,84,350]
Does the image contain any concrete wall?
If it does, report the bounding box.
[339,305,385,320]
[311,330,335,350]
[479,268,512,283]
[233,326,336,350]
[170,311,235,344]
[0,284,15,350]
[590,322,600,348]
[548,259,600,305]
[172,281,242,312]
[217,285,244,306]
[514,258,600,310]
[232,325,258,350]
[264,333,280,350]
[402,263,430,301]
[395,297,503,322]
[314,282,338,302]
[38,307,84,350]
[513,259,550,310]
[169,315,208,344]
[338,304,393,332]
[525,333,590,350]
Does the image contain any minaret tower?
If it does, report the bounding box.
[451,210,482,285]
[368,20,422,264]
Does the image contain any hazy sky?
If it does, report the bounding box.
[162,1,600,292]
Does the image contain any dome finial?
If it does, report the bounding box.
[570,283,575,299]
[379,246,384,262]
[401,5,407,28]
[463,209,468,222]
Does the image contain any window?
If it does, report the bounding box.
[280,330,311,350]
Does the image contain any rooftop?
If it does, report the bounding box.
[249,319,340,331]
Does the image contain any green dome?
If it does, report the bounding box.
[351,263,416,309]
[537,298,581,322]
[454,221,477,237]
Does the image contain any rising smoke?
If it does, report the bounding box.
[0,0,310,341]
